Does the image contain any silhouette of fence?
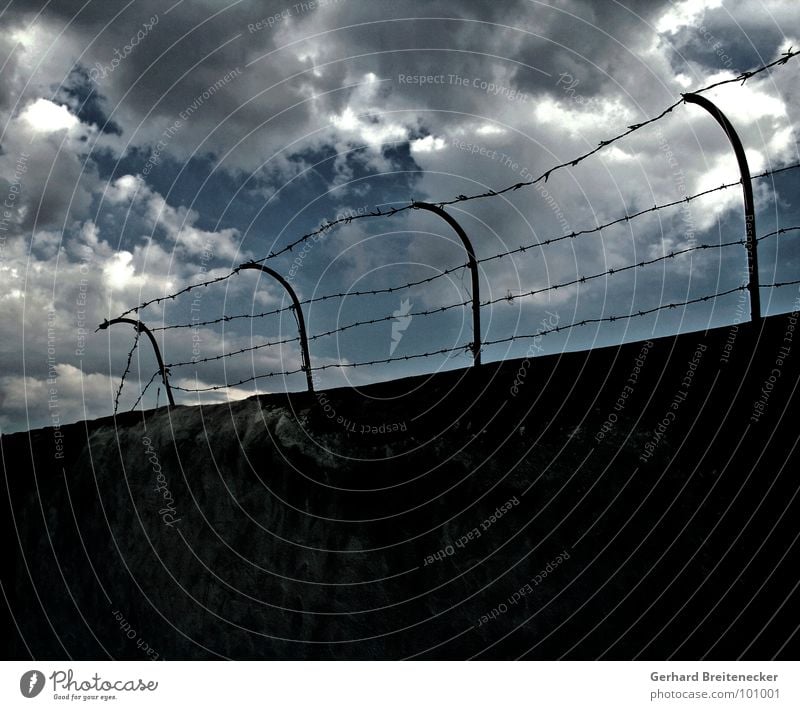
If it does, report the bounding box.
[99,50,800,413]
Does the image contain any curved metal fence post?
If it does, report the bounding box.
[238,262,315,392]
[97,317,176,407]
[412,202,482,366]
[683,92,761,324]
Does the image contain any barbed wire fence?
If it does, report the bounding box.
[102,50,800,413]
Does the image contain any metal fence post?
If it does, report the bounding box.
[683,92,761,324]
[412,202,482,366]
[97,317,176,406]
[238,262,315,392]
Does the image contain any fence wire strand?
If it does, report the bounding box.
[129,370,160,412]
[148,163,800,334]
[113,327,141,415]
[253,49,799,264]
[170,285,748,393]
[165,238,750,375]
[481,286,748,347]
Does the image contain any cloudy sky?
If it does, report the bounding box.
[0,0,798,433]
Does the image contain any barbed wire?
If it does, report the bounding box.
[111,50,799,322]
[250,49,799,263]
[306,300,466,342]
[116,270,243,320]
[164,239,746,375]
[165,333,301,369]
[145,164,800,335]
[129,370,160,412]
[150,264,471,332]
[302,239,746,343]
[170,374,302,393]
[162,230,798,374]
[113,327,141,415]
[485,240,745,307]
[757,225,800,242]
[112,278,799,405]
[756,226,800,290]
[170,285,748,393]
[170,344,466,393]
[476,164,800,266]
[165,302,470,373]
[152,305,292,332]
[124,260,798,401]
[481,285,748,347]
[428,53,800,211]
[760,279,800,289]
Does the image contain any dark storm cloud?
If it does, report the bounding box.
[0,0,676,175]
[55,67,122,135]
[662,0,794,73]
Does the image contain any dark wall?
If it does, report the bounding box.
[3,314,799,659]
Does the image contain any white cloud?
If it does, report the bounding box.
[103,251,139,290]
[534,96,635,138]
[701,82,787,126]
[656,0,724,34]
[410,135,447,153]
[18,98,79,133]
[102,175,245,262]
[105,174,144,204]
[476,125,506,136]
[329,106,408,149]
